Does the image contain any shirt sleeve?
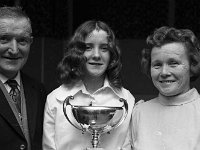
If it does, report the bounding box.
[130,102,143,150]
[121,89,135,150]
[43,95,57,150]
[121,122,134,150]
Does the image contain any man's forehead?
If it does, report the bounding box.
[0,18,32,35]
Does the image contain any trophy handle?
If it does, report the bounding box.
[63,96,83,131]
[110,98,128,129]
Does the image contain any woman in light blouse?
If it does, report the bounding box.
[43,20,135,150]
[131,26,200,150]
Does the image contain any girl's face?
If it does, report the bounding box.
[83,29,110,79]
[150,42,190,97]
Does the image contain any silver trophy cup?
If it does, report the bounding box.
[63,96,128,149]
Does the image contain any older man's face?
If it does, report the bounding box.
[0,17,32,78]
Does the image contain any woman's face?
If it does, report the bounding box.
[83,29,110,78]
[150,42,190,97]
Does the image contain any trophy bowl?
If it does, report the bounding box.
[63,96,128,148]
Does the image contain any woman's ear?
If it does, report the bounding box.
[191,63,200,74]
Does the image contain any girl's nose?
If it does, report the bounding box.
[93,47,100,57]
[92,47,101,60]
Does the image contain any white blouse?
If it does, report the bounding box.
[43,79,135,150]
[131,88,200,150]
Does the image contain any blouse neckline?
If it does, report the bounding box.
[158,88,200,106]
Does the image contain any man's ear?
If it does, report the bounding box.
[30,36,33,44]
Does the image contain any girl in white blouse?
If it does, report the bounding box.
[43,20,135,150]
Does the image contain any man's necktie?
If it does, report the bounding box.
[6,79,21,113]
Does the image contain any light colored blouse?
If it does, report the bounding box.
[43,79,135,150]
[131,88,200,150]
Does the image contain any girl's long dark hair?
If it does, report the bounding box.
[57,20,122,88]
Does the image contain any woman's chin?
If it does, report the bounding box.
[159,90,177,97]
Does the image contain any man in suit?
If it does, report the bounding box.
[0,6,47,150]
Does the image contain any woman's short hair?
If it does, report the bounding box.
[141,26,200,81]
[57,20,122,88]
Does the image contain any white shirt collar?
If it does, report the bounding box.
[94,78,121,97]
[55,78,122,101]
[0,72,20,85]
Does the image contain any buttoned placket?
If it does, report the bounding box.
[89,87,106,105]
[88,94,95,106]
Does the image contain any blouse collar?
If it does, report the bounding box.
[55,78,122,101]
[158,88,200,106]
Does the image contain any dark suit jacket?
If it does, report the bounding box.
[0,72,47,150]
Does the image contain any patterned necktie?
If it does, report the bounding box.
[6,79,21,113]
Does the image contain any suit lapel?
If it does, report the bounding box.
[21,74,37,140]
[0,87,24,138]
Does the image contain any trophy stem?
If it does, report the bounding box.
[91,130,100,148]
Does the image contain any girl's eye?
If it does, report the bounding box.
[100,44,109,52]
[85,45,92,51]
[101,47,108,52]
